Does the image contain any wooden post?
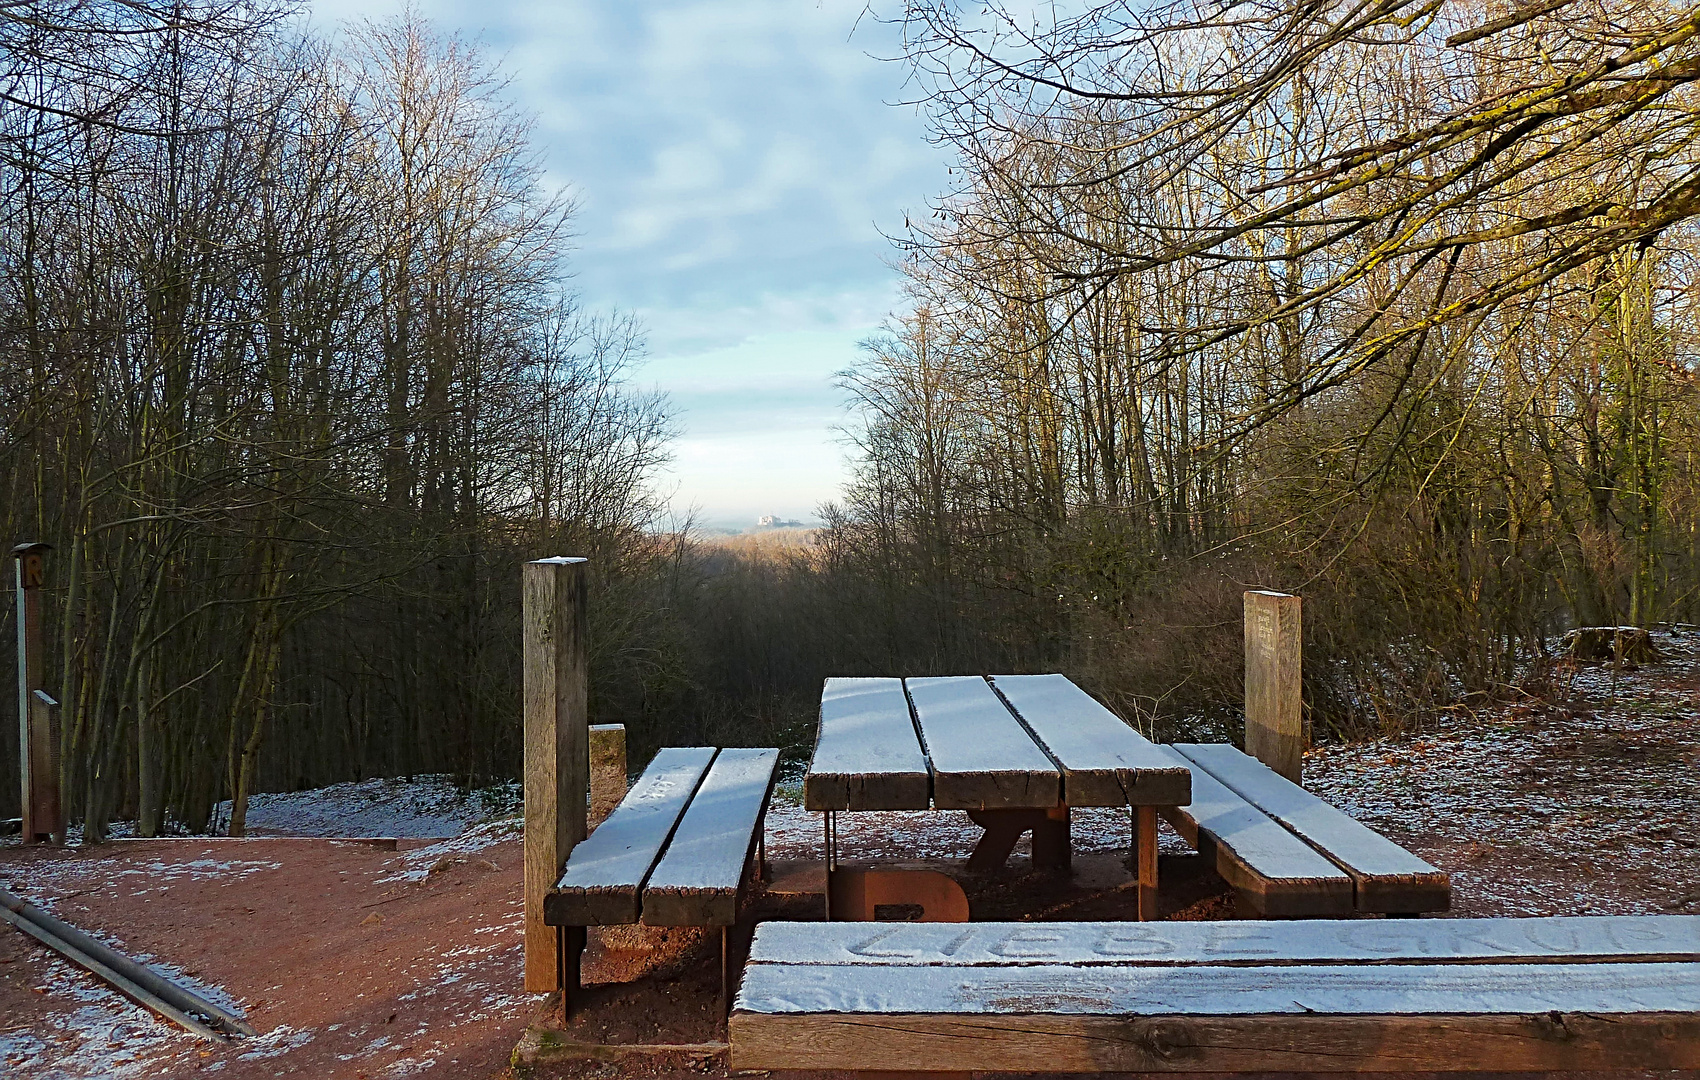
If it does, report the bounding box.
[523,557,589,993]
[13,543,60,843]
[1134,805,1159,921]
[29,691,62,844]
[589,723,627,828]
[1244,589,1303,784]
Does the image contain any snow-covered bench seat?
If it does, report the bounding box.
[543,746,779,1008]
[729,917,1700,1073]
[1156,743,1449,916]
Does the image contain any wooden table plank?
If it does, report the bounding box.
[1151,744,1352,916]
[745,916,1700,968]
[992,674,1190,806]
[805,678,930,811]
[731,1010,1699,1074]
[905,677,1060,809]
[1175,742,1451,913]
[642,747,780,926]
[544,746,715,926]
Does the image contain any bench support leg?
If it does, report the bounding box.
[558,925,586,1017]
[756,814,769,883]
[1134,805,1159,921]
[823,810,837,919]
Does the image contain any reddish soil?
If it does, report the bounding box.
[1,836,537,1078]
[0,834,1231,1080]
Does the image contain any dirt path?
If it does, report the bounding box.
[1,829,542,1078]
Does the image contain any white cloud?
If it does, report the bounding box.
[306,0,949,520]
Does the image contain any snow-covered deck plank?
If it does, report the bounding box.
[905,676,1060,809]
[641,747,780,926]
[804,678,930,811]
[733,958,1700,1016]
[744,916,1700,968]
[1175,742,1450,913]
[544,746,715,925]
[992,674,1190,807]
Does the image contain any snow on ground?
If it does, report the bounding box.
[365,897,531,1074]
[1307,626,1700,915]
[216,775,507,839]
[0,954,203,1080]
[377,818,523,884]
[1,778,523,1080]
[0,857,276,1079]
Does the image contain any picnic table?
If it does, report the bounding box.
[804,674,1190,921]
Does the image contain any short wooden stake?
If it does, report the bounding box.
[524,557,589,993]
[13,543,60,844]
[1244,589,1303,784]
[588,723,626,828]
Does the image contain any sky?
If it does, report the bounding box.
[306,0,953,530]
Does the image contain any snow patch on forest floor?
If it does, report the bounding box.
[216,775,503,838]
[377,818,523,883]
[1306,626,1700,915]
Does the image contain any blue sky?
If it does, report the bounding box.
[308,0,951,529]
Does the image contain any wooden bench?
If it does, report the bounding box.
[543,745,780,1010]
[1150,743,1354,917]
[1173,742,1451,914]
[729,917,1700,1073]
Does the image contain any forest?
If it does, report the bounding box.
[3,0,1699,836]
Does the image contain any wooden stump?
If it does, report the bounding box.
[826,868,969,923]
[1561,626,1660,666]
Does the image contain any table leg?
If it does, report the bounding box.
[1134,805,1159,921]
[823,810,836,920]
[966,808,1071,873]
[965,809,1025,870]
[1031,806,1071,873]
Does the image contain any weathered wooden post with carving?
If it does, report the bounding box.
[523,557,589,993]
[1244,589,1303,784]
[13,543,62,843]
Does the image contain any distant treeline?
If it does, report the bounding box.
[6,0,1700,832]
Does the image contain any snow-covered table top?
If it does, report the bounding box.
[803,674,1190,812]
